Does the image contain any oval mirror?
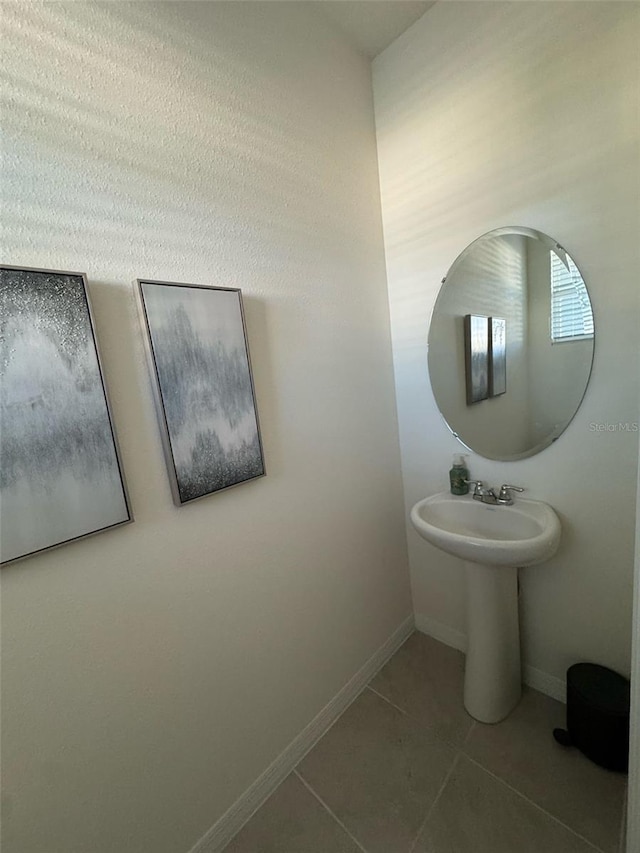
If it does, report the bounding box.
[428,227,594,461]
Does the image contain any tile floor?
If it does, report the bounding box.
[223,632,628,853]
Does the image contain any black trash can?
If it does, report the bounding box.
[554,663,630,773]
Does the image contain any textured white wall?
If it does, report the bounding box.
[0,4,412,852]
[374,1,639,687]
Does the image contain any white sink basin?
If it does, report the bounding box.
[410,492,561,567]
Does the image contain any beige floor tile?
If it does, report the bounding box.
[369,631,473,744]
[413,754,602,853]
[464,687,626,853]
[222,773,363,853]
[297,688,456,853]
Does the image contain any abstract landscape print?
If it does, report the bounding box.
[0,266,131,565]
[137,280,264,505]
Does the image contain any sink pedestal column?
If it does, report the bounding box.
[464,562,521,723]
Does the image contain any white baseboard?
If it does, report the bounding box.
[414,613,467,653]
[523,664,566,703]
[188,614,415,853]
[414,612,566,704]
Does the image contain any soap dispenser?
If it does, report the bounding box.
[449,454,469,495]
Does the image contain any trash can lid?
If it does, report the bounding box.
[567,663,630,716]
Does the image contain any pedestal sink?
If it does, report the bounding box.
[410,492,561,723]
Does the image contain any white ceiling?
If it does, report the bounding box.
[313,1,435,59]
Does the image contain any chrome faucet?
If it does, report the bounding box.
[465,480,525,505]
[465,480,498,504]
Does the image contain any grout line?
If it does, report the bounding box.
[366,684,416,718]
[462,719,477,745]
[408,751,462,853]
[462,754,609,853]
[365,685,472,754]
[294,769,370,853]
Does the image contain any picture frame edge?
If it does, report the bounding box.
[134,279,185,507]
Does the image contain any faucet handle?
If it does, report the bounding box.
[498,484,525,503]
[465,479,484,497]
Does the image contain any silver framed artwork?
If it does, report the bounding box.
[136,279,265,505]
[489,317,507,397]
[463,314,489,405]
[0,265,132,566]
